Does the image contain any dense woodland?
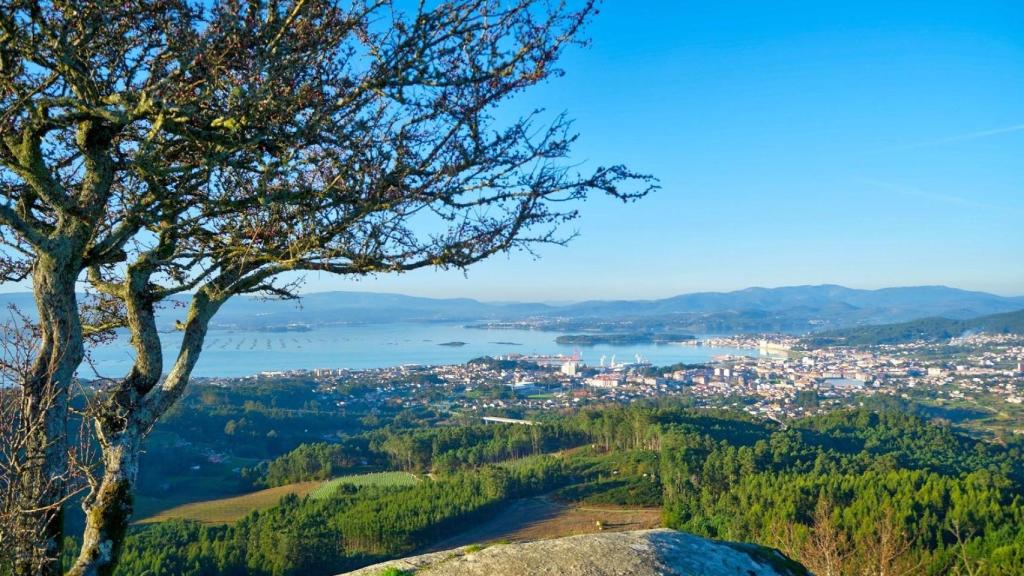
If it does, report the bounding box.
[75,401,1024,576]
[658,409,1024,576]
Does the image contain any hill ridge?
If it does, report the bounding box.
[804,308,1024,346]
[1,284,1020,333]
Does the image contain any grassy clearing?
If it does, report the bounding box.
[508,504,661,541]
[309,471,420,499]
[496,453,564,472]
[424,495,661,552]
[136,481,323,525]
[136,471,418,525]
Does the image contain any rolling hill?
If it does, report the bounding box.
[802,309,1024,347]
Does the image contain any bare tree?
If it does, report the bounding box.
[855,506,921,576]
[801,496,853,576]
[0,308,56,575]
[947,518,984,576]
[766,516,806,565]
[0,307,96,574]
[0,1,654,574]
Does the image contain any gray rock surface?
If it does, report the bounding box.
[340,528,810,576]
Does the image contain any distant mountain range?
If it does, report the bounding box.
[1,284,1021,334]
[551,284,1024,324]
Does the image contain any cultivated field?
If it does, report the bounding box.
[309,471,420,499]
[136,471,418,525]
[136,481,323,525]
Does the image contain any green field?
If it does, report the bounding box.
[135,471,419,525]
[888,387,1024,442]
[136,481,324,525]
[308,471,420,499]
[130,430,266,520]
[527,392,556,399]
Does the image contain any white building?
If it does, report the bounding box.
[586,373,623,388]
[561,360,582,377]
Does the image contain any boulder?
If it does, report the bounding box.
[340,528,809,576]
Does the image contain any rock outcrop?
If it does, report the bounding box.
[341,528,810,576]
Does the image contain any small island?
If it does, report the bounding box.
[555,333,696,346]
[438,341,468,347]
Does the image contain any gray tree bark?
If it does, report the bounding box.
[69,287,222,576]
[14,247,85,576]
[67,434,140,576]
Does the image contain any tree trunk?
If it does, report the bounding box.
[69,287,222,575]
[68,434,140,576]
[14,251,84,576]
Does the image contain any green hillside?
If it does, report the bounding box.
[803,309,1024,347]
[108,406,1024,576]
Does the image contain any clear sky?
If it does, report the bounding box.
[12,1,1024,300]
[311,0,1024,300]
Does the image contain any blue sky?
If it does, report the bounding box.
[314,1,1024,300]
[10,1,1020,300]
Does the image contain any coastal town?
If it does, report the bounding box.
[191,332,1024,436]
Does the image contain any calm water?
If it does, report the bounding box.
[85,323,756,378]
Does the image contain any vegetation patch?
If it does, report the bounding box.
[135,481,323,525]
[556,477,662,507]
[722,542,812,576]
[109,406,1024,576]
[309,472,420,500]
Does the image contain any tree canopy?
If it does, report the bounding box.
[0,1,653,574]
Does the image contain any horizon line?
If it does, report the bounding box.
[0,282,1021,303]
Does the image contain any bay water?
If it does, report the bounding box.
[85,323,755,378]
